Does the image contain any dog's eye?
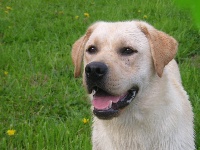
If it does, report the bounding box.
[86,46,97,54]
[120,47,137,56]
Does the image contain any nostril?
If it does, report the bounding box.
[85,65,92,78]
[85,65,91,73]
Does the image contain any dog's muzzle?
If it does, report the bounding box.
[85,62,138,120]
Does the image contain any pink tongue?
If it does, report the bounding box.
[92,95,121,110]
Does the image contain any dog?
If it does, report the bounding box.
[71,20,195,150]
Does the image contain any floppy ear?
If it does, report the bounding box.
[71,24,97,78]
[71,36,86,78]
[138,22,178,77]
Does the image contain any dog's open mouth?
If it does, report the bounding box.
[92,87,138,119]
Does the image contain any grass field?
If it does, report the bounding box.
[0,0,199,149]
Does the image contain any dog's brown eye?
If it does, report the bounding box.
[120,47,137,56]
[86,46,97,54]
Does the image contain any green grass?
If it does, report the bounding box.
[0,0,199,149]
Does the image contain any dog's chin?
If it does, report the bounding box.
[90,86,139,120]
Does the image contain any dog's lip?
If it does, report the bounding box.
[92,86,138,119]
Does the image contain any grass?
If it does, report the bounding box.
[0,0,199,149]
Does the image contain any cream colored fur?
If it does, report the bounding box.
[72,20,195,150]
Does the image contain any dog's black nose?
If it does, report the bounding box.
[85,62,108,80]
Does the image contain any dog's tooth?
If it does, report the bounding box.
[133,91,136,97]
[92,90,96,95]
[131,91,136,97]
[108,101,112,109]
[127,98,132,103]
[126,91,136,103]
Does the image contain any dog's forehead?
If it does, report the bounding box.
[86,21,148,51]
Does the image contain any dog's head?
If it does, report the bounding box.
[71,21,178,119]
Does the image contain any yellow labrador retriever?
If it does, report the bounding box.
[71,20,195,150]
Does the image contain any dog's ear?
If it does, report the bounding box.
[71,36,86,78]
[71,23,99,78]
[137,22,178,77]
